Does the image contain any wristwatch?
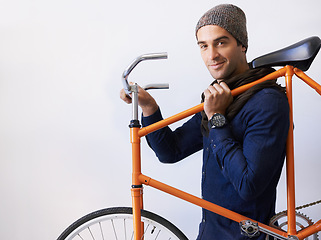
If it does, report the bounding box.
[209,113,227,128]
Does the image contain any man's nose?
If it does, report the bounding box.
[209,47,219,60]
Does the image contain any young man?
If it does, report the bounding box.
[120,4,289,240]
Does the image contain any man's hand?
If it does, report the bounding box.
[120,84,159,117]
[203,81,233,119]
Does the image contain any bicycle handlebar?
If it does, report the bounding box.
[143,83,169,91]
[122,53,168,95]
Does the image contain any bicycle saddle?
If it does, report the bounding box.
[250,36,321,71]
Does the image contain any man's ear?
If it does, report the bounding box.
[242,45,247,53]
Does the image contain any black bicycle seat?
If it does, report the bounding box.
[250,36,321,71]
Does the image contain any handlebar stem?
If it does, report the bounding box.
[131,84,139,121]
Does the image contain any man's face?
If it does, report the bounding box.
[196,25,247,81]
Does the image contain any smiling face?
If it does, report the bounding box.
[196,25,249,81]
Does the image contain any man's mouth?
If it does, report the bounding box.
[209,61,225,70]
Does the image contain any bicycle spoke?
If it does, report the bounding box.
[111,219,118,240]
[87,227,94,240]
[123,219,127,240]
[143,223,150,239]
[77,234,84,240]
[99,222,105,240]
[154,229,161,240]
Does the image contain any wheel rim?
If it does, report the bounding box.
[63,211,183,240]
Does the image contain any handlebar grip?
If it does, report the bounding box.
[143,83,169,91]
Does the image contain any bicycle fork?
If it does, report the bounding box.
[130,84,145,240]
[131,126,144,240]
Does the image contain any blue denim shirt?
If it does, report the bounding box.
[142,88,289,240]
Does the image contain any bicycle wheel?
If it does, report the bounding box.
[57,207,188,240]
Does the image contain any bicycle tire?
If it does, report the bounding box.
[57,207,188,240]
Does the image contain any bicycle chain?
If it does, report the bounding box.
[275,199,321,216]
[295,199,321,211]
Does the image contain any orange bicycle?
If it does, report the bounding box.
[57,36,321,240]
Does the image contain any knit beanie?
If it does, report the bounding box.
[195,4,248,50]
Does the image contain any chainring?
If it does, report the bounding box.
[265,211,319,240]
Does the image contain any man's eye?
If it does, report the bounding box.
[217,41,226,46]
[200,45,207,49]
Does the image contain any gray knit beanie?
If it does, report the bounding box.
[195,4,248,50]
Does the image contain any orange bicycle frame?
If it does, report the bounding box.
[127,63,321,239]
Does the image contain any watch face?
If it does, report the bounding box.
[211,113,226,128]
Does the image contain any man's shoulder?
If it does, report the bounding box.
[251,87,287,103]
[244,87,289,114]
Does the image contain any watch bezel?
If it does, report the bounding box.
[210,113,226,128]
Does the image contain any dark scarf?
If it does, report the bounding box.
[201,67,285,136]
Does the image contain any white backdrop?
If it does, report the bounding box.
[0,0,320,239]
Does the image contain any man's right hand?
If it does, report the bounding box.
[120,84,159,117]
[203,81,233,120]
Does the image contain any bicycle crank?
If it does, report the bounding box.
[265,211,319,240]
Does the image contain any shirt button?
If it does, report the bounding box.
[213,144,216,148]
[206,147,209,151]
[203,219,206,223]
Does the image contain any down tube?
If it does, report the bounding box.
[138,174,288,238]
